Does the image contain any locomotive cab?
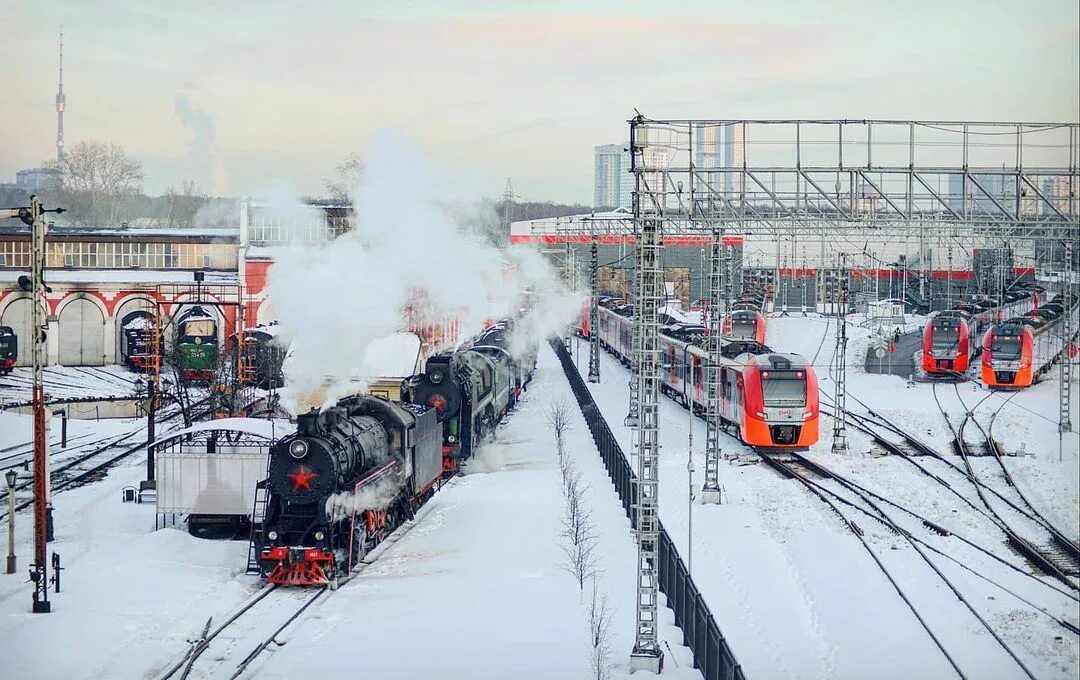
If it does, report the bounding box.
[741,354,818,450]
[981,322,1034,388]
[922,311,972,376]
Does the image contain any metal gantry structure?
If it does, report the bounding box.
[588,237,601,383]
[1061,239,1075,453]
[628,116,665,672]
[526,117,1079,674]
[832,255,850,453]
[700,227,724,504]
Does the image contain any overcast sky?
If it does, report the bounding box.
[2,1,1077,204]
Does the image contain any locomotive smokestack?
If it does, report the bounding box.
[297,410,320,435]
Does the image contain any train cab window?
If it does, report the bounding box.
[990,336,1022,360]
[182,319,216,337]
[693,359,703,387]
[761,371,807,406]
[931,325,960,351]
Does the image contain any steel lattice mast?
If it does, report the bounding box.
[628,116,663,673]
[29,198,51,612]
[1060,239,1075,459]
[832,253,850,453]
[700,227,724,503]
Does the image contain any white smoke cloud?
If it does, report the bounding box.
[266,130,582,411]
[324,474,403,523]
[174,94,227,195]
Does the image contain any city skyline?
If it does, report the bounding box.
[2,1,1078,204]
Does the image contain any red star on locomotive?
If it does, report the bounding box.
[287,464,317,492]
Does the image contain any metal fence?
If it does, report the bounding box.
[549,338,746,680]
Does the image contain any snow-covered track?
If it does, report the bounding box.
[763,451,1046,679]
[0,402,211,522]
[935,383,1080,590]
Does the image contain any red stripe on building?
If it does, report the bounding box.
[509,234,744,247]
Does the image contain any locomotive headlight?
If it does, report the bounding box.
[315,531,325,541]
[430,371,444,384]
[268,531,278,541]
[447,435,456,443]
[289,439,309,459]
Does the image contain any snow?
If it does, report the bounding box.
[0,348,702,679]
[566,306,1079,679]
[0,364,141,407]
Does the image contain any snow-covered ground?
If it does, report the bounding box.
[0,349,702,679]
[0,364,143,407]
[565,309,1079,680]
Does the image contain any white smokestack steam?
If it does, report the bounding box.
[266,130,582,412]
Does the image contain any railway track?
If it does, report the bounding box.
[0,401,211,522]
[760,451,1041,679]
[156,486,445,680]
[938,383,1080,588]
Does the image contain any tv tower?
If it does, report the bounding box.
[56,27,65,172]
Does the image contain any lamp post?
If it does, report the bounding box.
[6,469,16,574]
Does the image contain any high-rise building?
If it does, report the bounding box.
[594,143,631,210]
[723,124,745,199]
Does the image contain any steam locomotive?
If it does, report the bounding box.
[407,319,537,472]
[258,318,537,585]
[258,395,443,585]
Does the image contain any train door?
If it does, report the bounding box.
[0,297,33,367]
[59,297,106,366]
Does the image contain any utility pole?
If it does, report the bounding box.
[628,116,663,673]
[832,253,850,454]
[3,196,64,613]
[701,227,723,504]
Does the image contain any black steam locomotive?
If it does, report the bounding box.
[258,395,442,585]
[407,319,537,472]
[257,318,536,586]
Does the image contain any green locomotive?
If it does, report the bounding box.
[174,306,219,382]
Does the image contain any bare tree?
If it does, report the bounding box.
[46,141,144,226]
[588,579,614,680]
[559,456,599,590]
[163,180,208,228]
[323,152,364,202]
[546,398,573,453]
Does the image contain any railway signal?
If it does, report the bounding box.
[3,195,64,613]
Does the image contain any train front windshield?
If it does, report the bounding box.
[931,325,959,352]
[991,336,1022,361]
[732,319,756,338]
[762,372,807,406]
[182,320,215,338]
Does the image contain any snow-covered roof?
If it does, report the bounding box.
[152,417,295,447]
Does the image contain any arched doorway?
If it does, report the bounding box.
[114,297,157,365]
[58,298,106,366]
[0,297,33,367]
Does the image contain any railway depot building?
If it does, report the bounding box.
[0,201,344,367]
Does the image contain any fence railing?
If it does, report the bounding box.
[549,338,746,680]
